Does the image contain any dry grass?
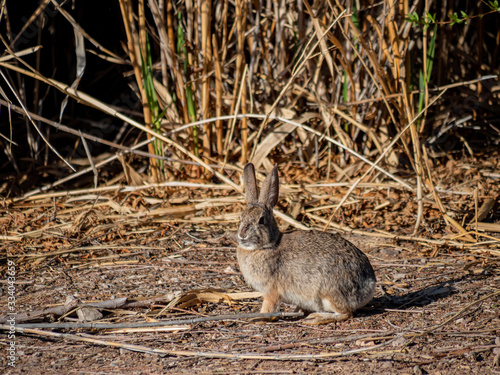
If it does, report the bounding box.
[0,1,499,234]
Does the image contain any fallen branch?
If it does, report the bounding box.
[0,297,130,324]
[10,311,303,330]
[0,298,79,324]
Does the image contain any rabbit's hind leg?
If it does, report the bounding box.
[302,296,352,325]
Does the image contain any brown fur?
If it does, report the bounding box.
[236,164,376,323]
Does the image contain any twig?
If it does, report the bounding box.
[1,320,403,361]
[0,298,79,324]
[11,312,303,330]
[0,297,130,324]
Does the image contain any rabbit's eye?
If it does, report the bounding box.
[258,216,266,225]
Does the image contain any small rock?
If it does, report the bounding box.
[77,307,103,322]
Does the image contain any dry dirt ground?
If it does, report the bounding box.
[1,230,499,374]
[1,157,500,374]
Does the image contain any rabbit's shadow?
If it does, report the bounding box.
[357,278,461,317]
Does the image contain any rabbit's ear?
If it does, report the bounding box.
[259,165,279,208]
[243,163,259,204]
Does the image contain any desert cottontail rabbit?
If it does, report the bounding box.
[236,163,376,324]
